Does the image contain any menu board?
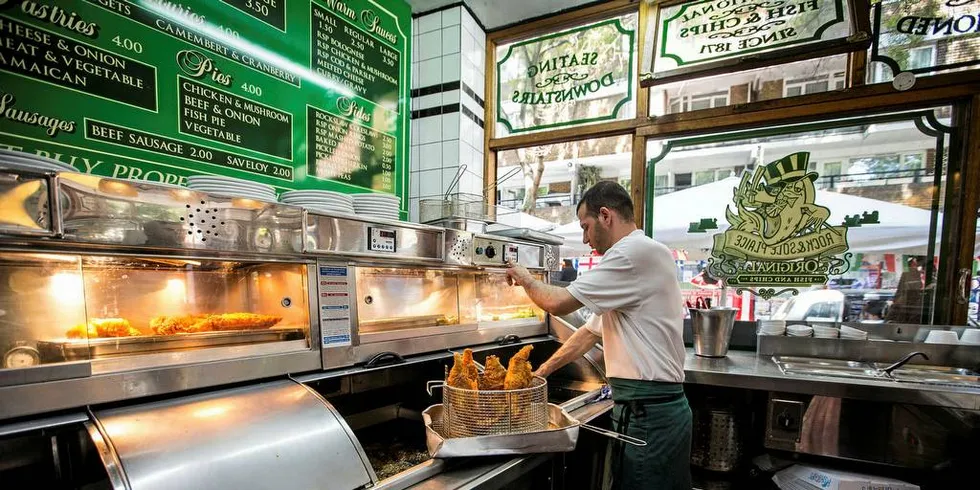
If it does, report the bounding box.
[0,0,411,214]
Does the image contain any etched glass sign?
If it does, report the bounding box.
[651,0,854,82]
[496,15,636,135]
[871,0,980,80]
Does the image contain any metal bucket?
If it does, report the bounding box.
[690,307,738,358]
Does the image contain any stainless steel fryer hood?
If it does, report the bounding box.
[87,379,375,490]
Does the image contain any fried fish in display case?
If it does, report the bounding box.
[0,252,311,371]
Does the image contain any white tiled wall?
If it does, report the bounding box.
[409,6,487,223]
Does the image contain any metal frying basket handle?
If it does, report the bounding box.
[426,380,445,397]
[579,423,647,447]
[444,164,468,200]
[484,167,521,197]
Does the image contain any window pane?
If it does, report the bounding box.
[650,55,848,116]
[496,14,637,136]
[495,136,632,238]
[651,0,853,78]
[644,108,955,325]
[870,1,980,79]
[805,81,829,94]
[674,173,692,188]
[695,170,716,186]
[909,48,934,70]
[690,98,711,111]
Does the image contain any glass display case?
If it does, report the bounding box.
[353,267,545,342]
[0,252,310,371]
[467,270,545,325]
[355,268,461,336]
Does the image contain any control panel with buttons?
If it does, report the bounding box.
[471,236,518,266]
[368,227,396,253]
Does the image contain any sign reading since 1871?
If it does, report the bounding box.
[496,17,635,134]
[0,0,410,209]
[656,0,850,73]
[709,152,851,297]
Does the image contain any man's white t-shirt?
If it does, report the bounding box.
[567,230,686,382]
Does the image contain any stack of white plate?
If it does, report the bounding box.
[786,324,813,337]
[840,325,868,340]
[279,190,354,215]
[187,175,277,202]
[0,148,77,172]
[812,325,840,339]
[352,193,399,220]
[758,319,786,336]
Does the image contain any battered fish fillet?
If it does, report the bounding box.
[66,323,98,339]
[478,355,507,390]
[67,318,140,338]
[447,349,479,390]
[150,314,209,335]
[192,313,282,331]
[504,345,534,390]
[150,313,281,334]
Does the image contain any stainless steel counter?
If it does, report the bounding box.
[683,348,980,410]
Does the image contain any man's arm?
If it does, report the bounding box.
[506,263,582,315]
[534,326,600,378]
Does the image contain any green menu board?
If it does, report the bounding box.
[0,0,411,215]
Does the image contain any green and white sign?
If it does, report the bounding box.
[0,0,410,213]
[496,16,635,134]
[709,152,851,298]
[655,0,850,75]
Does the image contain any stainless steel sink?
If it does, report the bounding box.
[773,356,883,381]
[772,356,980,387]
[878,364,980,387]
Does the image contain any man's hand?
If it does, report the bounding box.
[506,262,534,287]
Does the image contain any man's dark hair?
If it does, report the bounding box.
[577,181,634,222]
[562,259,573,267]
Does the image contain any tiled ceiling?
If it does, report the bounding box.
[405,0,597,30]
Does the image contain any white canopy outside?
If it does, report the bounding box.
[552,177,977,259]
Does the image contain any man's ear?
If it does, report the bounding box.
[596,207,606,224]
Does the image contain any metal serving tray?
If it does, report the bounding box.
[38,327,307,361]
[422,403,579,457]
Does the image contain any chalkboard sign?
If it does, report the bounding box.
[0,0,410,215]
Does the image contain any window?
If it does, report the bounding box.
[674,173,692,188]
[645,107,955,325]
[785,72,845,97]
[654,174,669,196]
[908,46,936,71]
[667,92,728,114]
[495,136,632,247]
[495,13,638,136]
[651,55,849,116]
[695,170,716,186]
[805,302,841,321]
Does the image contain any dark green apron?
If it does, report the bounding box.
[609,377,692,490]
